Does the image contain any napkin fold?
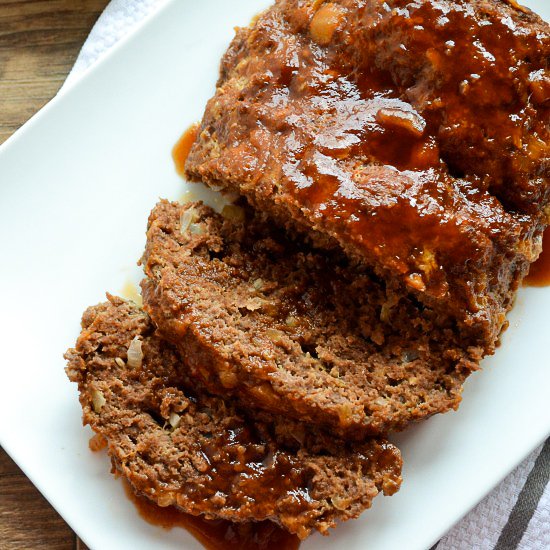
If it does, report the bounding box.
[66,2,550,548]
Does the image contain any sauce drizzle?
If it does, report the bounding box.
[173,123,200,176]
[524,227,550,287]
[123,481,300,550]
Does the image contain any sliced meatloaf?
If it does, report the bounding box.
[141,200,482,439]
[65,296,402,539]
[185,0,549,348]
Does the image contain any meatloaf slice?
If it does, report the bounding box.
[185,0,549,348]
[65,296,402,539]
[141,200,482,439]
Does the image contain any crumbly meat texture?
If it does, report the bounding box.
[185,0,549,347]
[65,296,402,539]
[141,201,483,438]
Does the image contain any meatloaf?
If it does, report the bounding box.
[65,296,402,539]
[185,0,550,348]
[141,200,482,439]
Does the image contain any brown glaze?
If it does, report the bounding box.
[524,227,550,287]
[275,0,549,289]
[123,480,300,550]
[186,0,549,345]
[93,441,297,548]
[191,425,312,508]
[173,123,199,176]
[242,0,550,212]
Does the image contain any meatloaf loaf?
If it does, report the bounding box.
[186,0,550,348]
[141,200,482,439]
[65,296,402,539]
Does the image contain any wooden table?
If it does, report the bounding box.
[0,2,109,547]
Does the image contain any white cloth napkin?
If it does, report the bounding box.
[66,3,550,549]
[64,0,167,88]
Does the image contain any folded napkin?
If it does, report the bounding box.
[67,2,550,548]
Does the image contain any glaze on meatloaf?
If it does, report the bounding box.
[65,296,402,539]
[186,0,550,348]
[141,201,482,439]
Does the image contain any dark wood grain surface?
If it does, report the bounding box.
[0,0,108,143]
[0,1,109,547]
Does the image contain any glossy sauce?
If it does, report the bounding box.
[123,481,300,550]
[207,0,549,308]
[524,227,550,287]
[173,123,200,176]
[90,435,301,549]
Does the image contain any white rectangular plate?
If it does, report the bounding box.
[0,1,549,549]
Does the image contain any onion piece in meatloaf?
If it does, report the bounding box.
[185,0,550,351]
[141,200,483,439]
[65,296,402,539]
